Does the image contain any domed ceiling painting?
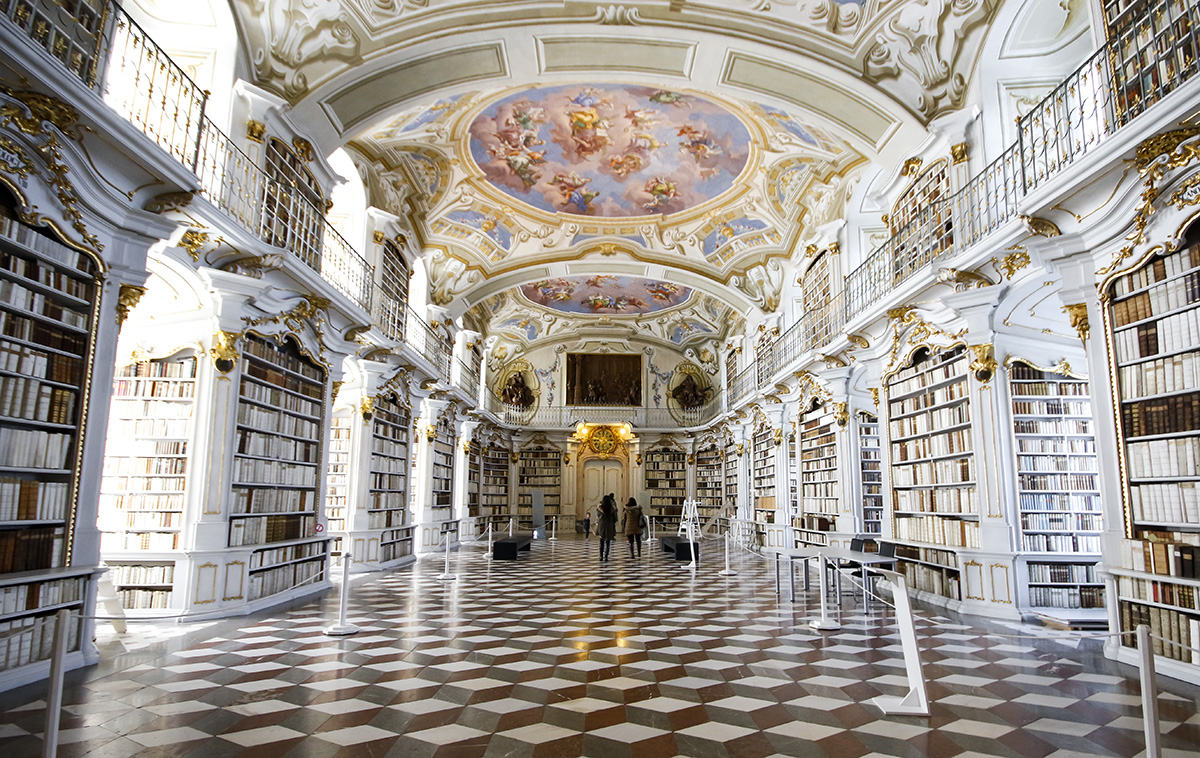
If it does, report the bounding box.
[520,275,692,314]
[468,84,751,217]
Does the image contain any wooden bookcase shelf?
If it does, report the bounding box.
[370,395,412,563]
[695,445,723,525]
[797,406,838,542]
[481,445,510,524]
[860,414,883,537]
[645,448,686,529]
[751,426,776,524]
[430,415,455,527]
[1107,240,1200,664]
[517,447,561,530]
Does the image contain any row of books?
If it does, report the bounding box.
[109,418,189,439]
[103,457,186,477]
[0,478,69,521]
[1022,534,1101,552]
[112,378,195,400]
[899,560,961,599]
[0,310,87,355]
[1021,512,1102,531]
[1114,310,1200,362]
[0,526,64,572]
[370,454,408,474]
[237,431,319,463]
[1128,538,1200,578]
[1019,492,1101,512]
[240,377,322,417]
[231,487,316,515]
[0,576,84,616]
[237,404,320,440]
[0,612,81,671]
[229,514,317,546]
[1130,484,1200,525]
[1029,585,1105,608]
[232,458,318,487]
[895,543,958,568]
[107,563,174,586]
[894,486,976,514]
[0,212,91,269]
[888,350,966,394]
[368,510,407,529]
[100,531,179,552]
[1112,271,1200,328]
[1119,602,1199,663]
[1016,438,1095,454]
[243,335,324,383]
[1009,379,1090,397]
[1121,391,1200,437]
[1012,399,1090,416]
[117,589,172,609]
[1028,562,1099,583]
[244,362,322,402]
[889,381,967,417]
[894,514,979,547]
[0,428,72,469]
[117,360,196,379]
[370,438,409,457]
[1013,419,1093,435]
[0,281,88,330]
[250,539,326,570]
[801,481,837,497]
[0,376,76,425]
[109,399,191,422]
[1018,472,1098,491]
[1126,438,1199,478]
[101,493,184,512]
[371,473,406,491]
[103,511,180,530]
[1110,245,1200,299]
[1117,352,1200,400]
[890,402,969,439]
[891,428,972,461]
[1017,454,1097,473]
[248,555,325,601]
[0,340,81,384]
[0,250,91,300]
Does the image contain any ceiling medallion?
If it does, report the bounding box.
[467,83,753,219]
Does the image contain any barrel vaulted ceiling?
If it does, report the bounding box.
[221,0,1006,353]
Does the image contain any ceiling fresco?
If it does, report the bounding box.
[520,275,692,314]
[468,84,752,218]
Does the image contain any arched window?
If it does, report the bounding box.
[261,138,325,270]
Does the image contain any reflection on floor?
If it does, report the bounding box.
[1,535,1198,757]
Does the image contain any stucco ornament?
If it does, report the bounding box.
[732,259,784,312]
[246,0,360,97]
[428,249,482,306]
[864,0,996,120]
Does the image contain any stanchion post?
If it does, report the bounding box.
[485,522,494,560]
[438,530,456,580]
[42,609,69,758]
[870,569,928,715]
[549,515,558,541]
[719,532,736,576]
[325,554,361,636]
[810,555,840,630]
[1137,625,1162,758]
[509,517,514,536]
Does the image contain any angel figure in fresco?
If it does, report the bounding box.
[649,90,690,108]
[570,88,611,110]
[585,275,618,288]
[677,125,722,162]
[507,100,547,132]
[644,281,681,302]
[531,278,576,302]
[567,107,613,157]
[608,132,666,177]
[643,177,678,212]
[624,107,660,128]
[551,171,600,213]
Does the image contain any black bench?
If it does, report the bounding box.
[493,533,533,560]
[661,535,698,560]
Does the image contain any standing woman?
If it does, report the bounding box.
[596,494,617,561]
[621,497,645,558]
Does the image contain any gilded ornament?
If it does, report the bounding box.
[115,283,146,327]
[210,331,240,373]
[937,267,995,291]
[361,396,375,419]
[372,230,386,243]
[828,241,840,256]
[635,453,643,465]
[833,402,849,427]
[1168,172,1200,208]
[773,428,783,446]
[144,191,195,214]
[0,89,79,136]
[736,444,745,457]
[819,353,848,368]
[425,424,436,441]
[246,120,266,143]
[331,380,344,399]
[804,243,818,257]
[886,305,917,322]
[950,142,969,164]
[1020,215,1061,238]
[1062,303,1090,342]
[968,343,997,382]
[179,229,208,260]
[869,387,880,406]
[687,454,695,465]
[1135,126,1200,169]
[292,136,315,162]
[992,248,1031,279]
[847,334,870,349]
[901,157,923,176]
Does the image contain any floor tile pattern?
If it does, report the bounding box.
[1,536,1198,757]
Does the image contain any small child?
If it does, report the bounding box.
[583,512,591,538]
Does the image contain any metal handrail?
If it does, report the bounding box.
[405,305,451,381]
[485,393,723,428]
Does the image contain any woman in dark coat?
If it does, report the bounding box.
[621,497,645,558]
[596,494,617,561]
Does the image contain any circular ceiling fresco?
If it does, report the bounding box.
[469,84,752,218]
[520,275,692,314]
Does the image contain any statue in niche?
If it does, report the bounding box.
[670,373,710,409]
[502,372,534,408]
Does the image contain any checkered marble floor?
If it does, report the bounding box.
[1,535,1198,758]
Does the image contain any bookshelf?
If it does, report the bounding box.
[517,446,561,530]
[233,333,328,602]
[724,439,739,518]
[430,415,455,529]
[98,354,197,614]
[860,413,883,537]
[0,205,99,679]
[695,445,723,525]
[370,394,413,564]
[467,439,481,520]
[645,448,686,530]
[480,444,511,527]
[1008,361,1104,623]
[886,345,978,602]
[796,405,838,545]
[1107,240,1200,666]
[1103,0,1196,121]
[751,425,776,524]
[325,413,350,556]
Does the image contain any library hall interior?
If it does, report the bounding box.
[1,0,1200,755]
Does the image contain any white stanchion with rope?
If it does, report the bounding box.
[485,522,494,560]
[810,555,840,631]
[508,517,514,537]
[719,532,736,576]
[549,515,558,541]
[324,554,361,636]
[438,529,456,581]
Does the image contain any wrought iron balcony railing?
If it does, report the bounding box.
[455,357,479,401]
[405,305,451,382]
[486,394,722,429]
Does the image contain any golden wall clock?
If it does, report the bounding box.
[589,426,617,456]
